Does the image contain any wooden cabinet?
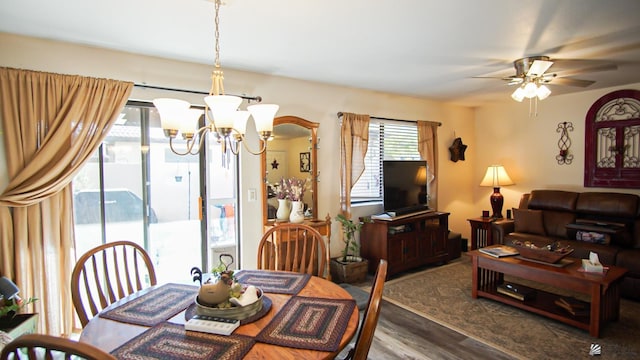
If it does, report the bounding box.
[360,211,449,277]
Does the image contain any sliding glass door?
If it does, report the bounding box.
[72,101,239,284]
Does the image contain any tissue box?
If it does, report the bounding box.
[581,259,604,273]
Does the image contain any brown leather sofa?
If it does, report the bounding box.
[492,189,640,301]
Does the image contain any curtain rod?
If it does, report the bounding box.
[336,112,441,126]
[134,83,262,102]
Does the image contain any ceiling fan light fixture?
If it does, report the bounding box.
[523,82,538,98]
[536,84,551,100]
[511,87,525,102]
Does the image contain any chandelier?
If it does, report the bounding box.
[153,0,278,157]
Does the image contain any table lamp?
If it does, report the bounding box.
[480,165,514,218]
[414,165,428,204]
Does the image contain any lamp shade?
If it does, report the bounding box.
[153,98,191,131]
[414,166,427,185]
[248,104,279,133]
[204,95,243,129]
[480,165,514,187]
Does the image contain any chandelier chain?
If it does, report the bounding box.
[214,0,221,68]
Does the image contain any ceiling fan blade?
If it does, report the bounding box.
[552,63,618,77]
[526,60,554,76]
[552,77,596,87]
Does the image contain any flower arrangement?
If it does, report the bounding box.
[285,177,308,202]
[275,178,288,200]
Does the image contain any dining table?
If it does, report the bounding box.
[79,270,359,360]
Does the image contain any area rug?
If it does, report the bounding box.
[111,322,254,360]
[381,257,640,360]
[255,296,355,352]
[99,283,198,326]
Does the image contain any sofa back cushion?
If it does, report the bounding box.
[526,190,578,239]
[576,192,639,218]
[513,209,546,235]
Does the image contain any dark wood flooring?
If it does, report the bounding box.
[342,258,518,360]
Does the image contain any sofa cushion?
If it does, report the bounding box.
[564,240,618,265]
[513,209,546,235]
[543,211,576,239]
[576,192,639,218]
[528,190,578,212]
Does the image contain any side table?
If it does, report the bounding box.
[467,217,498,250]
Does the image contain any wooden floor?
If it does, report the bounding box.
[341,258,518,360]
[364,299,516,360]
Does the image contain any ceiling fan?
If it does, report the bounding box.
[477,55,618,101]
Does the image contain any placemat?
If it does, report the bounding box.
[234,270,310,294]
[100,283,198,327]
[254,295,355,352]
[111,322,254,360]
[184,295,273,325]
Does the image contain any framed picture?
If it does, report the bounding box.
[299,152,310,172]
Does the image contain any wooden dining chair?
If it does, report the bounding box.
[0,333,116,360]
[257,223,328,279]
[340,259,388,360]
[71,241,157,327]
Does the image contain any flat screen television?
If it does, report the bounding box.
[383,160,429,216]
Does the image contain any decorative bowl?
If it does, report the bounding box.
[195,287,263,320]
[510,241,574,264]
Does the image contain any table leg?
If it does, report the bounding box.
[471,256,479,298]
[590,284,601,338]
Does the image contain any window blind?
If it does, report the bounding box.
[351,119,421,201]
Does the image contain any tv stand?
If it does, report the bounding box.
[361,211,450,277]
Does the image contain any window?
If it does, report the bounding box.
[585,89,640,188]
[351,120,421,202]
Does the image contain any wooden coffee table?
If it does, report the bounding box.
[468,248,628,337]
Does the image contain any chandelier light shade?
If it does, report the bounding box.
[153,0,278,158]
[480,165,514,218]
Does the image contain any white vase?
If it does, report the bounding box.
[276,199,290,221]
[289,201,305,223]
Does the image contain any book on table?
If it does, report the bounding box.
[479,245,519,258]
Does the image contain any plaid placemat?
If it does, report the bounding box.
[100,283,198,327]
[254,296,356,352]
[184,295,273,325]
[111,322,254,360]
[234,270,310,294]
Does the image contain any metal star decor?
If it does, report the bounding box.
[271,159,279,169]
[449,137,468,162]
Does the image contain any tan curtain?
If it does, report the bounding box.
[0,67,133,336]
[417,121,439,209]
[339,113,370,217]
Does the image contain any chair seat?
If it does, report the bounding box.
[340,283,369,311]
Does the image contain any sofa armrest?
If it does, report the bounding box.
[492,219,514,244]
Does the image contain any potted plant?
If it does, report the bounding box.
[330,214,369,283]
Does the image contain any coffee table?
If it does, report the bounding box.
[468,247,628,337]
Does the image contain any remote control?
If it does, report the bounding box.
[185,315,240,336]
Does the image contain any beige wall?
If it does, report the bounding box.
[474,84,640,217]
[0,33,475,268]
[2,33,638,267]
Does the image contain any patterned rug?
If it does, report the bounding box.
[100,283,198,327]
[255,296,356,352]
[111,322,254,360]
[382,257,640,360]
[234,270,310,294]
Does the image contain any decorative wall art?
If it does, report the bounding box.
[299,152,310,172]
[449,137,467,162]
[556,121,574,165]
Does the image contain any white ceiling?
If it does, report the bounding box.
[1,0,640,107]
